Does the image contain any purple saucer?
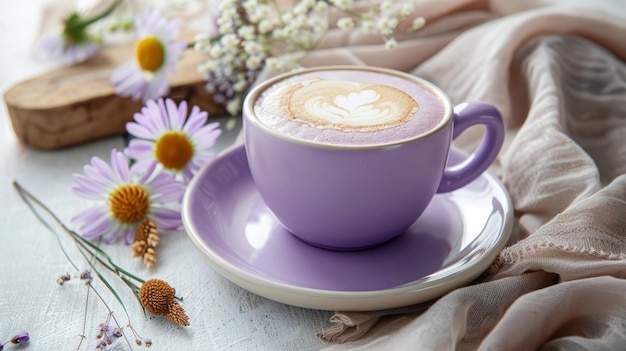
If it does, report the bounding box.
[182,145,512,311]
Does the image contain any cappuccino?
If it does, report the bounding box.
[252,68,447,146]
[243,66,504,249]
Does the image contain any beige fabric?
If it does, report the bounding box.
[266,0,626,349]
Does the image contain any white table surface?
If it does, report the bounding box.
[0,2,332,350]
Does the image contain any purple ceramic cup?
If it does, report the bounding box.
[243,66,504,250]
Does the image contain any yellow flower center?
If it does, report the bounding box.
[109,185,149,223]
[136,37,165,72]
[155,132,193,171]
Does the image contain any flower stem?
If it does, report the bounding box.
[13,181,144,281]
[13,181,183,304]
[14,181,161,349]
[13,180,138,349]
[13,182,82,271]
[67,0,123,31]
[74,232,146,284]
[76,281,90,351]
[75,238,133,321]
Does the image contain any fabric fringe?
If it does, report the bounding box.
[317,314,381,343]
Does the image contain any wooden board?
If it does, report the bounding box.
[4,40,225,150]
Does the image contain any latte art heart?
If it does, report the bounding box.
[308,89,401,125]
[262,78,419,132]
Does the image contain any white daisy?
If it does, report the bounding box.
[38,30,98,64]
[125,98,222,183]
[71,149,186,244]
[110,9,186,102]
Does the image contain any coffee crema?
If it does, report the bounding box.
[253,69,447,146]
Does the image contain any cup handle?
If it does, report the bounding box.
[436,102,505,193]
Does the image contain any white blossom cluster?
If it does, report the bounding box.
[194,0,424,115]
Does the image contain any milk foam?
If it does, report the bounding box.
[254,69,446,146]
[262,78,418,132]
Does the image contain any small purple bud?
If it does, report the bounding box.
[10,332,29,344]
[80,269,92,281]
[112,328,122,338]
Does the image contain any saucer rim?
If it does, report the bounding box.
[182,144,513,311]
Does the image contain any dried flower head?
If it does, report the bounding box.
[132,220,160,268]
[144,247,157,268]
[139,279,189,326]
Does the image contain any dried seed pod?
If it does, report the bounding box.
[131,240,147,258]
[134,220,152,242]
[139,279,175,315]
[139,279,189,327]
[143,247,157,268]
[132,220,160,267]
[146,222,159,247]
[165,300,190,327]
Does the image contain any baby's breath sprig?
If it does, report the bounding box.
[194,0,425,115]
[95,312,123,349]
[13,181,190,348]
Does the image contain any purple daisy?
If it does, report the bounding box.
[110,9,187,101]
[37,1,122,65]
[71,149,185,244]
[38,31,98,64]
[125,98,222,183]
